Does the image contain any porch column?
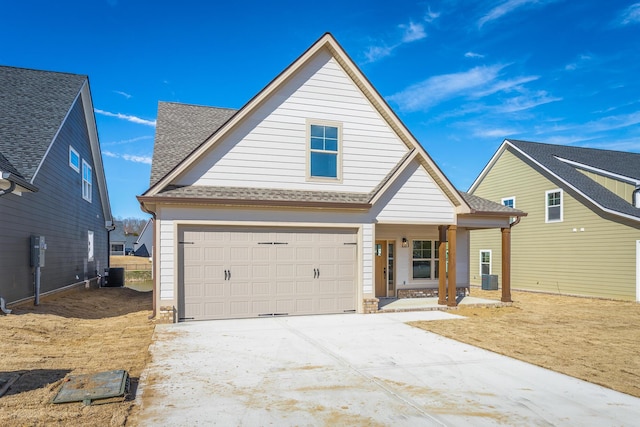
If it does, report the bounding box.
[501,227,512,302]
[447,225,457,307]
[438,226,447,305]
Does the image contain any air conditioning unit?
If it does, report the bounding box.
[481,274,498,290]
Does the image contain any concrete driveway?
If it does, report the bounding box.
[135,312,639,426]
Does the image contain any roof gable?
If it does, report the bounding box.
[142,33,468,212]
[470,139,640,221]
[0,66,86,181]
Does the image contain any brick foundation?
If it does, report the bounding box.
[157,306,176,323]
[363,298,379,314]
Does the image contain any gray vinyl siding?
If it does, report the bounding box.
[0,96,109,304]
[470,148,640,301]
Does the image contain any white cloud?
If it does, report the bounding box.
[400,22,427,43]
[122,154,153,164]
[95,109,156,127]
[102,150,152,164]
[465,52,485,59]
[473,127,518,138]
[387,64,507,111]
[364,11,436,63]
[364,44,396,63]
[564,53,594,71]
[582,110,640,133]
[102,135,153,147]
[114,90,132,99]
[619,3,640,25]
[478,0,555,28]
[424,7,440,23]
[496,90,562,113]
[472,75,540,98]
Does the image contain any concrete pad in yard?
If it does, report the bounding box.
[136,312,639,426]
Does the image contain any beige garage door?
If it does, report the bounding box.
[179,227,358,321]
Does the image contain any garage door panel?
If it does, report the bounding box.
[204,283,225,297]
[252,282,270,295]
[181,226,357,320]
[230,301,249,316]
[295,281,313,294]
[276,281,294,295]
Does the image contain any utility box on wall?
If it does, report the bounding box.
[30,235,46,268]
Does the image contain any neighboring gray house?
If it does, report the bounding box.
[0,66,113,305]
[134,218,153,257]
[109,225,137,256]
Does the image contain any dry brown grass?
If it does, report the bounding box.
[410,289,640,397]
[0,287,154,426]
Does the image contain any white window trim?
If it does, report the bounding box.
[69,146,80,172]
[82,159,92,202]
[306,119,343,183]
[480,250,492,276]
[501,196,516,208]
[545,189,563,223]
[410,239,439,281]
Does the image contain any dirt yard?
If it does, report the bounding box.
[410,289,640,398]
[0,286,154,426]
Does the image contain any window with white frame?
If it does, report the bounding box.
[502,196,516,223]
[69,146,80,172]
[480,250,491,275]
[82,160,92,202]
[309,122,340,179]
[501,196,515,209]
[412,240,440,280]
[545,189,563,222]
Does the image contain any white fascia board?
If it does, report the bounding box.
[508,142,640,224]
[555,156,640,185]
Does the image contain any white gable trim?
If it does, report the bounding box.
[479,140,640,223]
[145,33,468,212]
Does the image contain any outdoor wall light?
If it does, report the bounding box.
[402,237,408,248]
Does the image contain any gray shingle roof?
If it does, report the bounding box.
[150,101,237,187]
[508,139,640,220]
[459,191,525,215]
[157,185,371,206]
[0,66,86,182]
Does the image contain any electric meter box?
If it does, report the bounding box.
[30,235,46,268]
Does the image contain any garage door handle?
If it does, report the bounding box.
[317,269,320,278]
[313,268,317,279]
[228,270,231,280]
[224,270,228,280]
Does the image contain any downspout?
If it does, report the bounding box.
[139,201,157,320]
[633,186,640,208]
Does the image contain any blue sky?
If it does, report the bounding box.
[2,0,639,218]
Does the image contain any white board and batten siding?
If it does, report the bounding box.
[376,161,455,224]
[159,219,175,300]
[175,50,409,194]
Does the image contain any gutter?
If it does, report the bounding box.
[0,171,38,196]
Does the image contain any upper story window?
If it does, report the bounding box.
[308,121,341,180]
[69,146,80,172]
[82,160,92,202]
[412,240,440,280]
[545,189,563,223]
[501,197,515,209]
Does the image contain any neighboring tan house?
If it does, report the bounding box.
[469,139,640,301]
[0,66,113,306]
[138,33,523,322]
